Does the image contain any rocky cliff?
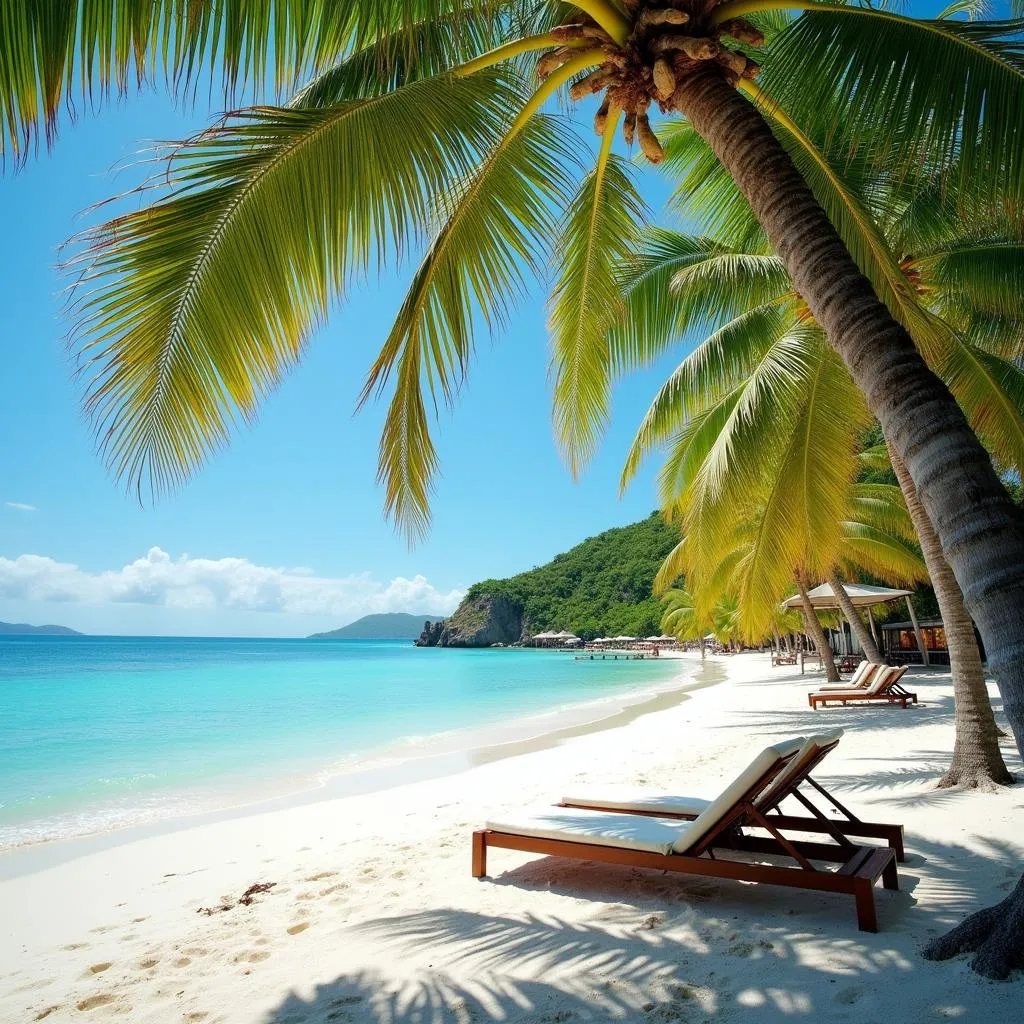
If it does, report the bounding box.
[415,593,525,648]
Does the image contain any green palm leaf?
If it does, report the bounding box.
[290,6,510,105]
[620,304,793,491]
[549,149,648,476]
[611,229,788,377]
[0,0,510,159]
[919,241,1024,319]
[745,4,1024,202]
[359,112,582,540]
[67,69,522,501]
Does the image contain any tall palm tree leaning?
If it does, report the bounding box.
[608,115,1022,794]
[3,1,1024,976]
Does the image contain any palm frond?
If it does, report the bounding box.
[728,345,869,634]
[290,5,509,105]
[658,121,767,249]
[67,69,522,505]
[838,522,929,583]
[942,343,1024,471]
[620,304,793,491]
[610,228,788,377]
[849,483,918,544]
[919,240,1024,319]
[749,4,1024,203]
[550,146,648,476]
[360,111,583,540]
[0,0,512,160]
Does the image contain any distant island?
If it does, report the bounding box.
[0,620,83,636]
[418,513,678,648]
[308,612,446,640]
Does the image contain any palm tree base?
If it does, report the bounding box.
[923,874,1024,980]
[935,762,1015,792]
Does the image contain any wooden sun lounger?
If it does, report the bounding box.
[472,741,899,932]
[558,731,904,862]
[809,665,916,709]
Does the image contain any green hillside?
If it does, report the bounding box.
[0,621,82,636]
[308,612,442,639]
[466,513,679,640]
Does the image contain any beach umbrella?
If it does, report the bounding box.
[614,635,636,642]
[645,635,661,641]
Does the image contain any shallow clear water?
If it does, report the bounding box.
[0,636,683,847]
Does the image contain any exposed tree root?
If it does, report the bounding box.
[923,874,1024,979]
[936,763,1015,792]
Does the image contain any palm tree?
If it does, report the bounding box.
[5,2,1024,973]
[656,453,927,685]
[660,586,710,655]
[608,125,1021,791]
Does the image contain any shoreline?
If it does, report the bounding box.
[0,652,712,879]
[2,653,1021,1023]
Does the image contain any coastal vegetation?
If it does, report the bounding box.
[5,0,1024,977]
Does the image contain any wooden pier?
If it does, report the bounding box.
[575,652,650,660]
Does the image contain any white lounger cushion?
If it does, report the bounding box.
[486,740,805,859]
[669,739,805,853]
[485,806,688,855]
[819,662,878,690]
[561,734,836,821]
[812,666,893,698]
[562,787,712,817]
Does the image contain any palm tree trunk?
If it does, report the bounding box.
[887,441,1012,790]
[828,572,883,663]
[669,68,1024,978]
[795,573,840,682]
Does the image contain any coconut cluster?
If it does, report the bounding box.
[538,3,764,163]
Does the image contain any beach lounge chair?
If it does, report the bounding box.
[558,730,904,862]
[808,665,916,709]
[818,660,881,691]
[473,738,899,932]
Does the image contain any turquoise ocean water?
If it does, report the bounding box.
[0,636,685,849]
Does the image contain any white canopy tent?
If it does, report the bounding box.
[782,582,928,666]
[781,582,913,609]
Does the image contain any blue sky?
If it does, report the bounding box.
[0,0,973,636]
[0,77,682,636]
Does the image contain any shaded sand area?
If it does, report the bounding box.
[2,653,1022,1022]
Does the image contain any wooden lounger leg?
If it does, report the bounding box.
[472,830,487,878]
[891,827,905,863]
[853,877,878,933]
[881,857,899,891]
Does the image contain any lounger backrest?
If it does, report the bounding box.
[856,662,883,689]
[755,730,843,810]
[847,661,873,688]
[888,664,909,685]
[670,737,805,854]
[865,665,895,695]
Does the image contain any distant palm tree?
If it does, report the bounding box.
[657,462,927,683]
[5,2,1024,973]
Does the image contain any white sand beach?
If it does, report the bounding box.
[2,653,1022,1023]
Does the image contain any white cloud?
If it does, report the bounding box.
[5,502,37,512]
[0,547,464,620]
